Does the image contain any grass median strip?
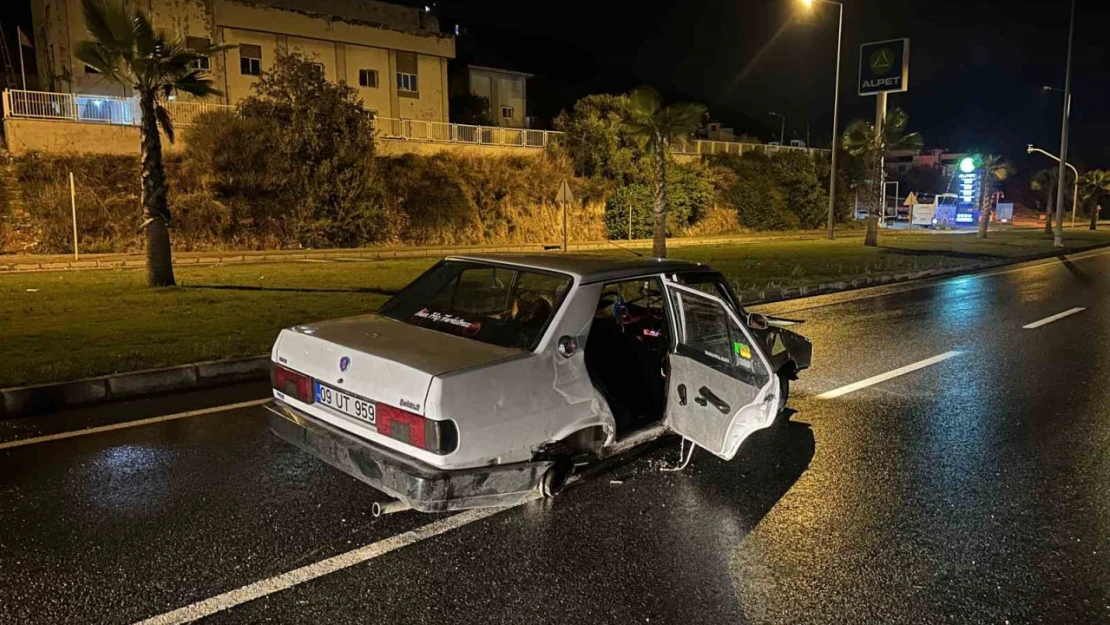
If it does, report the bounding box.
[3,228,1109,389]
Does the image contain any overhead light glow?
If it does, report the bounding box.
[959,157,976,173]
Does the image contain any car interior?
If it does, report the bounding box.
[584,278,671,437]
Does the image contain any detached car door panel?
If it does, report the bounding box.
[663,281,777,460]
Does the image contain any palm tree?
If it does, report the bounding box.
[976,155,1013,239]
[1031,168,1058,234]
[1079,170,1110,230]
[77,0,229,286]
[842,108,923,247]
[621,86,706,258]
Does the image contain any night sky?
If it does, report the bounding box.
[437,0,1110,172]
[3,0,1106,171]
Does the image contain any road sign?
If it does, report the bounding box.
[858,39,909,96]
[557,179,573,251]
[904,192,918,207]
[556,179,574,205]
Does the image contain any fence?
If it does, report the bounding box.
[3,89,831,158]
[1,89,232,127]
[372,117,558,148]
[673,137,829,158]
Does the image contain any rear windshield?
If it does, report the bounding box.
[380,261,573,351]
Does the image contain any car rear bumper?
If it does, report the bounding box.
[265,400,553,513]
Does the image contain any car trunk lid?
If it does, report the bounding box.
[275,314,525,416]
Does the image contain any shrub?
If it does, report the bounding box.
[14,153,142,253]
[603,160,715,239]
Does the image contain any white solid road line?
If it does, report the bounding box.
[816,351,962,400]
[132,506,509,625]
[0,398,268,451]
[1023,307,1086,329]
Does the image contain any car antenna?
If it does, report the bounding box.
[605,239,644,257]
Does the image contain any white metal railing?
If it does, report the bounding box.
[673,137,830,157]
[2,89,232,127]
[372,117,560,149]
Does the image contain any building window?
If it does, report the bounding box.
[500,106,514,119]
[359,69,379,88]
[310,62,325,77]
[186,36,210,70]
[239,44,262,76]
[397,72,418,94]
[395,51,418,96]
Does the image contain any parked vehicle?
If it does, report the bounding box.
[266,255,812,513]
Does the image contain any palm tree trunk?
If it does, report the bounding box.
[1090,198,1098,231]
[139,93,175,287]
[651,136,668,258]
[1043,189,1055,235]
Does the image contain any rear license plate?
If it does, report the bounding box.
[315,382,376,425]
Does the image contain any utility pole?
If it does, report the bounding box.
[1053,0,1075,248]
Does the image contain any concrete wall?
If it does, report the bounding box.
[3,118,186,156]
[2,118,546,158]
[375,139,544,159]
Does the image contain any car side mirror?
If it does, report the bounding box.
[557,336,578,358]
[747,313,769,330]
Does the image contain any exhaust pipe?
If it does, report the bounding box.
[372,499,412,517]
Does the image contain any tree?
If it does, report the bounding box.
[620,86,706,257]
[1031,168,1058,234]
[551,94,639,183]
[841,108,923,247]
[450,92,494,126]
[239,52,381,248]
[1079,170,1110,231]
[976,155,1013,239]
[76,0,228,286]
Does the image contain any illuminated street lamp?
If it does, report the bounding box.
[796,0,844,240]
[1028,144,1079,229]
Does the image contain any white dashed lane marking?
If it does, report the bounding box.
[1022,307,1086,329]
[816,351,963,399]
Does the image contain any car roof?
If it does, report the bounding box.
[445,253,710,284]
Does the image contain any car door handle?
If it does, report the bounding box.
[697,386,731,414]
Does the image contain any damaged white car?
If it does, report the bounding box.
[266,254,812,513]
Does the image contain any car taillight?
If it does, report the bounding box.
[271,364,314,404]
[376,404,457,455]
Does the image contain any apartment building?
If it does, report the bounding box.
[30,0,456,121]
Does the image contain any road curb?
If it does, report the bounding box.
[735,242,1110,305]
[0,356,270,418]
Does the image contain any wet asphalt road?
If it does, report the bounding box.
[3,249,1110,625]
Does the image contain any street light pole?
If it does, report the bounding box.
[1053,0,1076,247]
[769,112,786,145]
[1028,144,1079,230]
[797,0,845,239]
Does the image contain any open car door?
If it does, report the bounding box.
[663,280,779,460]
